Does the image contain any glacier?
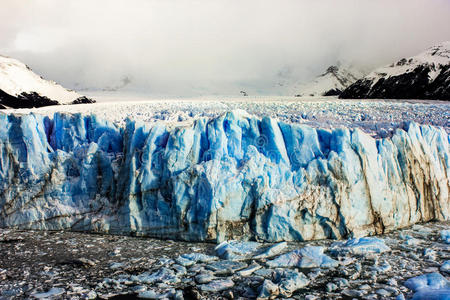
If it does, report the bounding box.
[0,110,448,242]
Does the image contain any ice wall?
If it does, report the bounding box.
[0,111,448,242]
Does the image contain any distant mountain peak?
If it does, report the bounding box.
[290,63,364,97]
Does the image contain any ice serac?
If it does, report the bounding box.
[0,110,448,242]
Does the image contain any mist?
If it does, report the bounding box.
[1,0,450,96]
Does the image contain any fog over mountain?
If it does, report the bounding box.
[1,0,450,96]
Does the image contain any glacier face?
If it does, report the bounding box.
[0,111,448,242]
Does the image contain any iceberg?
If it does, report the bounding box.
[0,111,448,242]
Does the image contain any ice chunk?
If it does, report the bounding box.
[441,261,450,273]
[133,268,179,284]
[441,230,450,244]
[237,262,262,277]
[31,288,65,299]
[258,279,279,299]
[215,240,260,260]
[267,246,338,268]
[404,272,449,291]
[274,269,310,297]
[205,260,247,275]
[176,253,217,266]
[330,237,390,255]
[200,278,235,292]
[410,288,450,300]
[254,242,288,259]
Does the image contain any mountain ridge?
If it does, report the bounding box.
[340,41,450,100]
[0,54,94,108]
[290,63,365,97]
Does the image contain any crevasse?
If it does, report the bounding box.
[0,110,448,242]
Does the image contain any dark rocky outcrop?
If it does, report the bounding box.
[71,96,96,105]
[0,89,96,108]
[0,89,59,108]
[340,64,450,100]
[323,88,342,96]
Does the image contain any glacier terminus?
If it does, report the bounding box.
[0,110,448,242]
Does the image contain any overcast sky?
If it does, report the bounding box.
[1,0,450,96]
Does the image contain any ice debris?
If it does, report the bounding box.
[200,278,235,292]
[258,279,279,299]
[215,240,288,261]
[31,288,65,299]
[330,237,391,255]
[266,246,338,269]
[441,230,450,244]
[205,260,247,275]
[441,261,450,274]
[176,253,217,266]
[274,269,310,297]
[215,240,260,260]
[404,272,450,300]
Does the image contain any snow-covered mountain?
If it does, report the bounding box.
[340,41,450,100]
[291,64,364,97]
[0,55,94,108]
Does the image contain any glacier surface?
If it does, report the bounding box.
[0,110,448,242]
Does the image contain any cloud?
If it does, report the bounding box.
[1,0,450,96]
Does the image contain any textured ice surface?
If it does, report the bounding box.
[0,111,448,242]
[441,261,450,273]
[441,230,450,244]
[330,237,391,255]
[266,246,338,268]
[215,241,261,260]
[176,253,217,266]
[215,240,287,261]
[404,273,450,300]
[31,287,65,299]
[274,269,310,296]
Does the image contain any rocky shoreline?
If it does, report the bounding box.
[0,222,449,299]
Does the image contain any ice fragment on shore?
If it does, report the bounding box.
[440,230,450,244]
[31,288,65,299]
[266,246,338,268]
[330,237,390,255]
[200,278,234,292]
